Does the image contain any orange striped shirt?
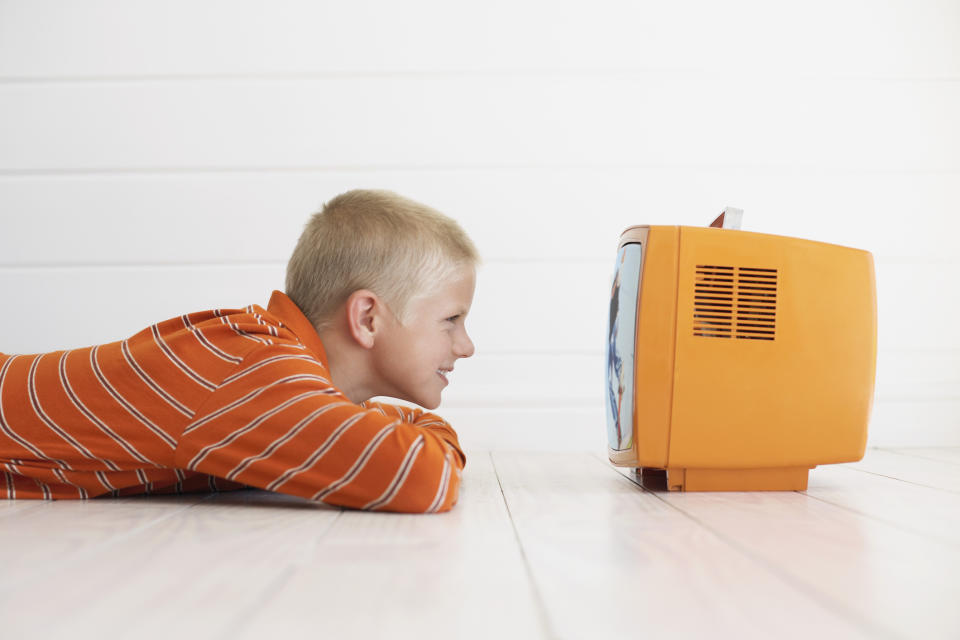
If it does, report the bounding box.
[0,291,464,512]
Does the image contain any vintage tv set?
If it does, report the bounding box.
[606,211,877,491]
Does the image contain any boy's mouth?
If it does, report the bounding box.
[436,368,453,383]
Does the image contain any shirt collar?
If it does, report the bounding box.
[267,290,329,369]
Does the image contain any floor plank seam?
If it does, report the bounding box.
[488,452,559,640]
[801,491,960,550]
[844,465,960,495]
[876,447,960,467]
[590,453,899,640]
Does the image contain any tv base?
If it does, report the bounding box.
[655,466,812,492]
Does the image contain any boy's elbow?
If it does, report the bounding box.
[387,447,463,514]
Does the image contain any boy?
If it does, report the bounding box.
[0,190,477,513]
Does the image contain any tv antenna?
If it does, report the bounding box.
[709,207,743,230]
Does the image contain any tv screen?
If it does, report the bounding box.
[606,242,643,452]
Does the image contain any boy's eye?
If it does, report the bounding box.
[445,315,461,323]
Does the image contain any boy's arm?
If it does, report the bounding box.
[174,349,463,513]
[361,400,466,466]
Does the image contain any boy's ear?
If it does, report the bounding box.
[344,290,381,349]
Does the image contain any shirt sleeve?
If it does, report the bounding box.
[173,346,464,513]
[360,399,466,466]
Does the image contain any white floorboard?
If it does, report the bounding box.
[0,448,958,640]
[235,452,543,640]
[0,499,48,518]
[494,452,871,640]
[638,462,960,639]
[0,492,332,637]
[0,494,213,590]
[807,456,960,547]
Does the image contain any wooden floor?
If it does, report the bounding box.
[2,447,959,640]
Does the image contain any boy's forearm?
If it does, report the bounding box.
[364,401,466,466]
[416,420,466,466]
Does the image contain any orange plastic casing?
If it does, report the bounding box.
[608,226,877,491]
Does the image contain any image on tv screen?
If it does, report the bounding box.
[606,242,642,451]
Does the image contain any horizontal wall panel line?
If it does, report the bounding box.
[869,399,960,406]
[1,258,954,270]
[0,258,611,270]
[3,70,959,86]
[415,396,960,410]
[0,65,960,85]
[875,396,960,402]
[3,167,960,179]
[5,165,960,178]
[880,348,960,354]
[418,395,960,410]
[443,349,605,357]
[0,262,287,271]
[435,404,603,411]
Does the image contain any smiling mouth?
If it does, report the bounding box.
[436,368,453,383]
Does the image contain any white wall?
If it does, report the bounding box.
[1,0,957,450]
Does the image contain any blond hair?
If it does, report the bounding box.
[286,189,479,331]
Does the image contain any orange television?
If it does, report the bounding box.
[605,211,877,491]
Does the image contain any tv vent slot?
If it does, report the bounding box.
[736,267,777,340]
[694,265,777,341]
[693,265,734,338]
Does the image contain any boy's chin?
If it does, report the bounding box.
[391,390,441,411]
[414,391,442,411]
[419,396,441,411]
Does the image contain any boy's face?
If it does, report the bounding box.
[372,267,476,410]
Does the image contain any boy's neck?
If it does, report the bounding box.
[318,323,375,405]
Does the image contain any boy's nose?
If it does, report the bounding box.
[455,330,475,359]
